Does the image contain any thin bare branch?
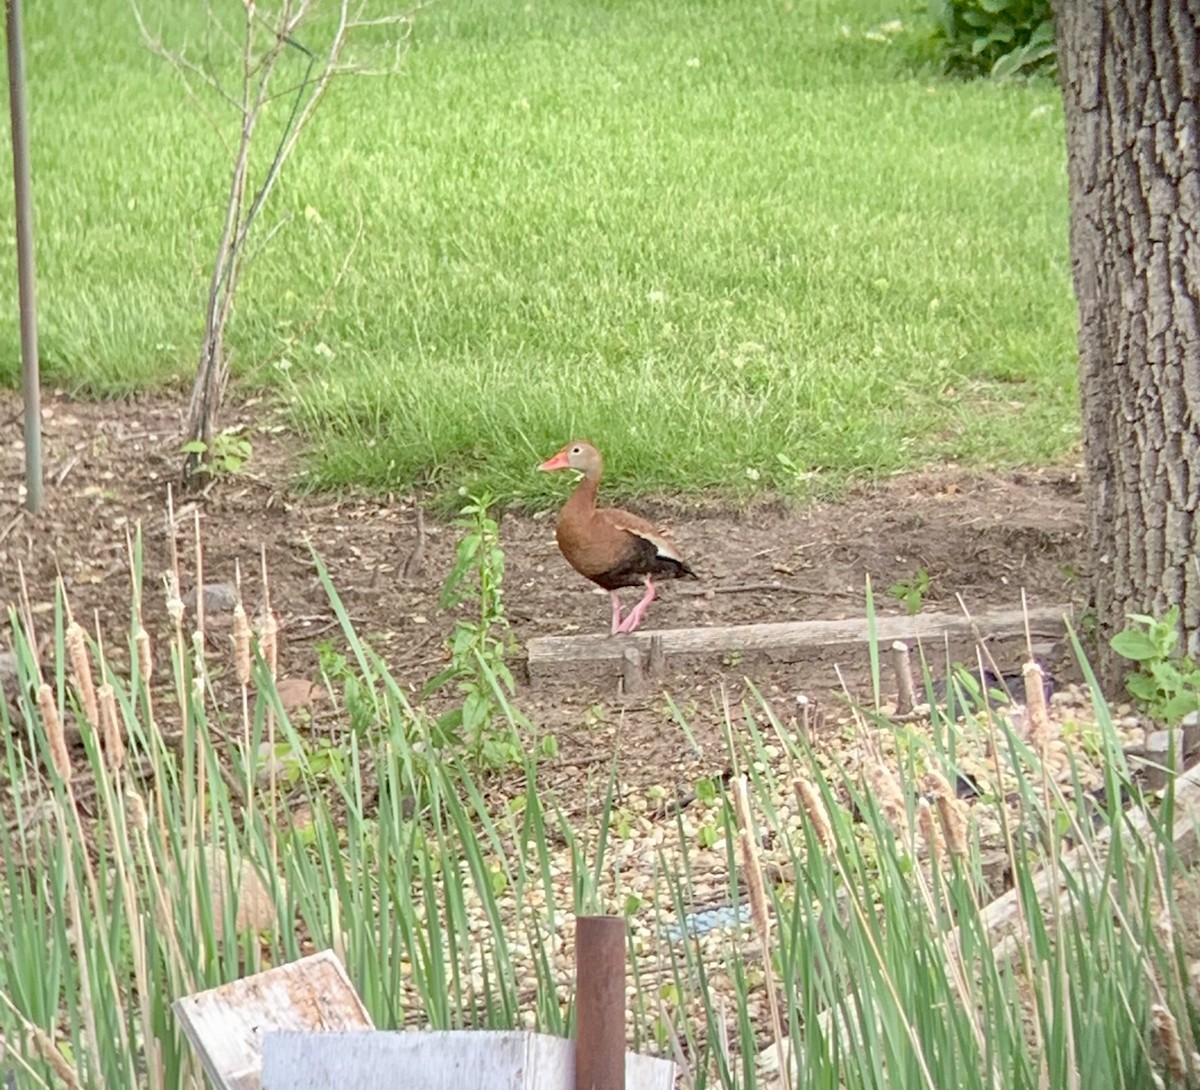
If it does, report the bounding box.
[134,0,426,472]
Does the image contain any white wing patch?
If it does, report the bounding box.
[625,525,684,563]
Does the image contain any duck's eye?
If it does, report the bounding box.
[571,445,582,455]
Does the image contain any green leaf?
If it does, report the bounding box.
[1125,674,1158,702]
[1110,629,1160,662]
[1163,692,1200,721]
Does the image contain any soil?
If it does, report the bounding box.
[1,390,1091,784]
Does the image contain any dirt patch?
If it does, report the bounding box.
[1,391,1089,782]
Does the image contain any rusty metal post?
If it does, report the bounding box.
[6,0,42,513]
[574,915,626,1090]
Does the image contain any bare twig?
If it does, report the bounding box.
[0,510,25,545]
[131,0,424,480]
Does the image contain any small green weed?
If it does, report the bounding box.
[1111,605,1200,723]
[426,492,543,769]
[179,429,253,477]
[889,568,931,614]
[263,737,347,789]
[316,638,375,736]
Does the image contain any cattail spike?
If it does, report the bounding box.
[868,763,909,841]
[917,799,941,868]
[233,603,252,687]
[98,683,125,773]
[935,793,968,858]
[259,609,279,682]
[164,572,184,628]
[1151,1004,1187,1081]
[926,770,968,858]
[39,683,71,783]
[135,626,153,681]
[127,789,150,833]
[1024,659,1054,751]
[66,622,99,731]
[795,778,835,853]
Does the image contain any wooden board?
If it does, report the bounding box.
[174,950,374,1090]
[525,605,1071,686]
[261,1030,677,1090]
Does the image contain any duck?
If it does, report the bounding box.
[538,440,696,635]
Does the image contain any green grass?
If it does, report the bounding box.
[0,0,1077,507]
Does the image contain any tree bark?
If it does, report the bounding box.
[1054,1,1200,685]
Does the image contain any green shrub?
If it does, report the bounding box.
[1111,605,1200,723]
[928,0,1057,78]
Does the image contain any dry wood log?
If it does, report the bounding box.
[526,606,1070,687]
[891,640,917,715]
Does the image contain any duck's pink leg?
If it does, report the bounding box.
[609,591,624,636]
[617,578,657,634]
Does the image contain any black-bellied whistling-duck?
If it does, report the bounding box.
[538,440,696,635]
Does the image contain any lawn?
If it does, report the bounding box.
[0,0,1076,506]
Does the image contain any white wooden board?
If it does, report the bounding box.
[174,950,374,1090]
[261,1030,676,1090]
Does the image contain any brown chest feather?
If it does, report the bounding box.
[554,487,694,591]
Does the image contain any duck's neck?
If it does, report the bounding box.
[563,474,599,519]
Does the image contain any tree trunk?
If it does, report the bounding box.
[1054,1,1200,686]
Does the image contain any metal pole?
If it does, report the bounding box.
[574,915,626,1090]
[6,0,41,513]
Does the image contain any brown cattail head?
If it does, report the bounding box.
[127,788,149,833]
[1151,1004,1187,1081]
[66,622,99,731]
[795,777,835,854]
[258,609,279,682]
[917,799,941,867]
[867,763,909,842]
[38,683,71,783]
[935,792,968,858]
[98,683,125,772]
[26,1023,81,1088]
[232,603,252,687]
[924,769,968,857]
[733,777,773,942]
[1024,660,1054,752]
[135,626,153,681]
[164,572,184,628]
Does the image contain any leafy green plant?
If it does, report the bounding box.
[263,736,347,788]
[1111,605,1200,722]
[179,429,253,477]
[425,492,540,769]
[316,638,375,736]
[889,567,931,614]
[928,0,1056,79]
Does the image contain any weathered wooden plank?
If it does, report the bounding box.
[526,605,1071,686]
[174,950,373,1090]
[260,1030,676,1090]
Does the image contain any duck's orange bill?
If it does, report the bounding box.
[538,450,571,471]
